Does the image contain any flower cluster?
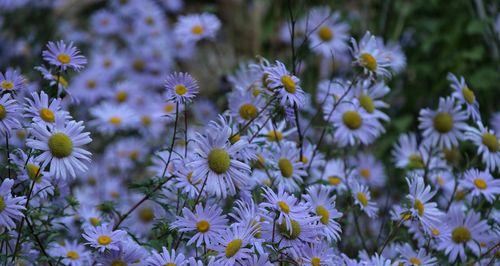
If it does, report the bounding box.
[0,1,498,266]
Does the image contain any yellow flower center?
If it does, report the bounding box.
[408,154,424,169]
[252,87,260,97]
[66,250,80,260]
[278,158,293,178]
[239,103,258,120]
[482,133,498,152]
[111,260,127,266]
[300,155,309,164]
[196,220,210,233]
[451,226,471,243]
[54,75,68,88]
[141,116,151,126]
[109,117,122,125]
[360,53,377,71]
[360,168,371,180]
[0,105,6,120]
[116,91,128,103]
[473,178,487,190]
[191,25,204,35]
[279,220,301,240]
[359,94,374,113]
[266,130,283,142]
[461,87,475,104]
[57,53,71,64]
[281,75,296,93]
[409,257,421,265]
[342,111,362,130]
[97,235,112,245]
[86,80,96,89]
[0,196,5,212]
[138,207,155,222]
[437,176,445,186]
[433,112,453,133]
[39,108,55,123]
[26,163,42,183]
[401,213,412,221]
[311,257,321,266]
[164,103,175,113]
[207,148,231,174]
[414,199,424,216]
[48,133,73,158]
[174,84,187,96]
[357,192,368,206]
[328,176,342,186]
[278,201,290,214]
[318,26,333,41]
[90,217,101,226]
[165,264,176,266]
[1,81,14,90]
[133,59,145,72]
[229,134,240,144]
[225,239,242,258]
[316,205,330,225]
[16,130,26,140]
[431,228,440,236]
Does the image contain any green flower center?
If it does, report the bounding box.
[207,148,231,174]
[48,133,73,158]
[357,192,368,206]
[482,133,498,152]
[360,53,377,71]
[279,220,301,240]
[451,226,471,244]
[342,111,362,130]
[225,239,242,258]
[281,75,296,93]
[359,94,374,113]
[316,205,330,225]
[0,104,6,120]
[461,87,475,104]
[26,163,42,183]
[239,103,258,120]
[408,154,424,169]
[110,260,127,266]
[0,196,5,212]
[433,112,453,133]
[278,158,293,178]
[1,81,14,90]
[318,26,333,41]
[39,108,55,122]
[57,53,71,64]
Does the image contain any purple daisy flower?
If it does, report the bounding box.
[164,72,199,103]
[0,68,26,91]
[42,40,87,71]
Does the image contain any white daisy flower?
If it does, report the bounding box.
[82,223,127,252]
[325,99,383,146]
[405,175,443,233]
[188,123,251,198]
[0,93,21,136]
[350,180,378,218]
[303,185,342,243]
[260,187,310,231]
[418,97,468,149]
[267,141,306,193]
[210,223,256,266]
[437,208,490,262]
[465,122,499,172]
[146,247,187,266]
[0,178,26,229]
[24,91,66,125]
[264,60,305,107]
[171,203,228,247]
[448,73,480,121]
[27,116,92,180]
[174,13,221,43]
[350,31,391,78]
[460,168,499,203]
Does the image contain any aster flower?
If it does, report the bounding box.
[320,158,348,192]
[90,102,137,134]
[42,40,87,71]
[267,141,306,192]
[465,122,500,172]
[0,93,21,136]
[315,78,352,104]
[0,179,26,230]
[252,120,296,144]
[97,240,146,265]
[0,68,26,91]
[35,65,69,94]
[448,73,480,121]
[307,8,350,57]
[460,168,499,203]
[11,150,53,200]
[325,99,383,146]
[350,31,391,78]
[188,123,251,198]
[405,175,443,233]
[418,97,468,149]
[164,72,199,103]
[353,80,390,122]
[397,243,437,266]
[392,133,426,170]
[303,185,342,243]
[171,203,228,247]
[228,88,264,123]
[49,240,91,266]
[209,223,256,266]
[380,40,406,74]
[24,91,66,125]
[265,61,305,107]
[174,13,221,43]
[350,152,386,188]
[82,223,127,252]
[350,180,378,218]
[146,247,187,266]
[437,208,490,262]
[260,187,310,231]
[300,241,336,266]
[27,116,92,180]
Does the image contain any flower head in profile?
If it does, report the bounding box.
[448,73,480,121]
[164,72,199,103]
[465,122,500,173]
[42,40,87,71]
[0,68,26,91]
[0,93,21,136]
[405,175,443,233]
